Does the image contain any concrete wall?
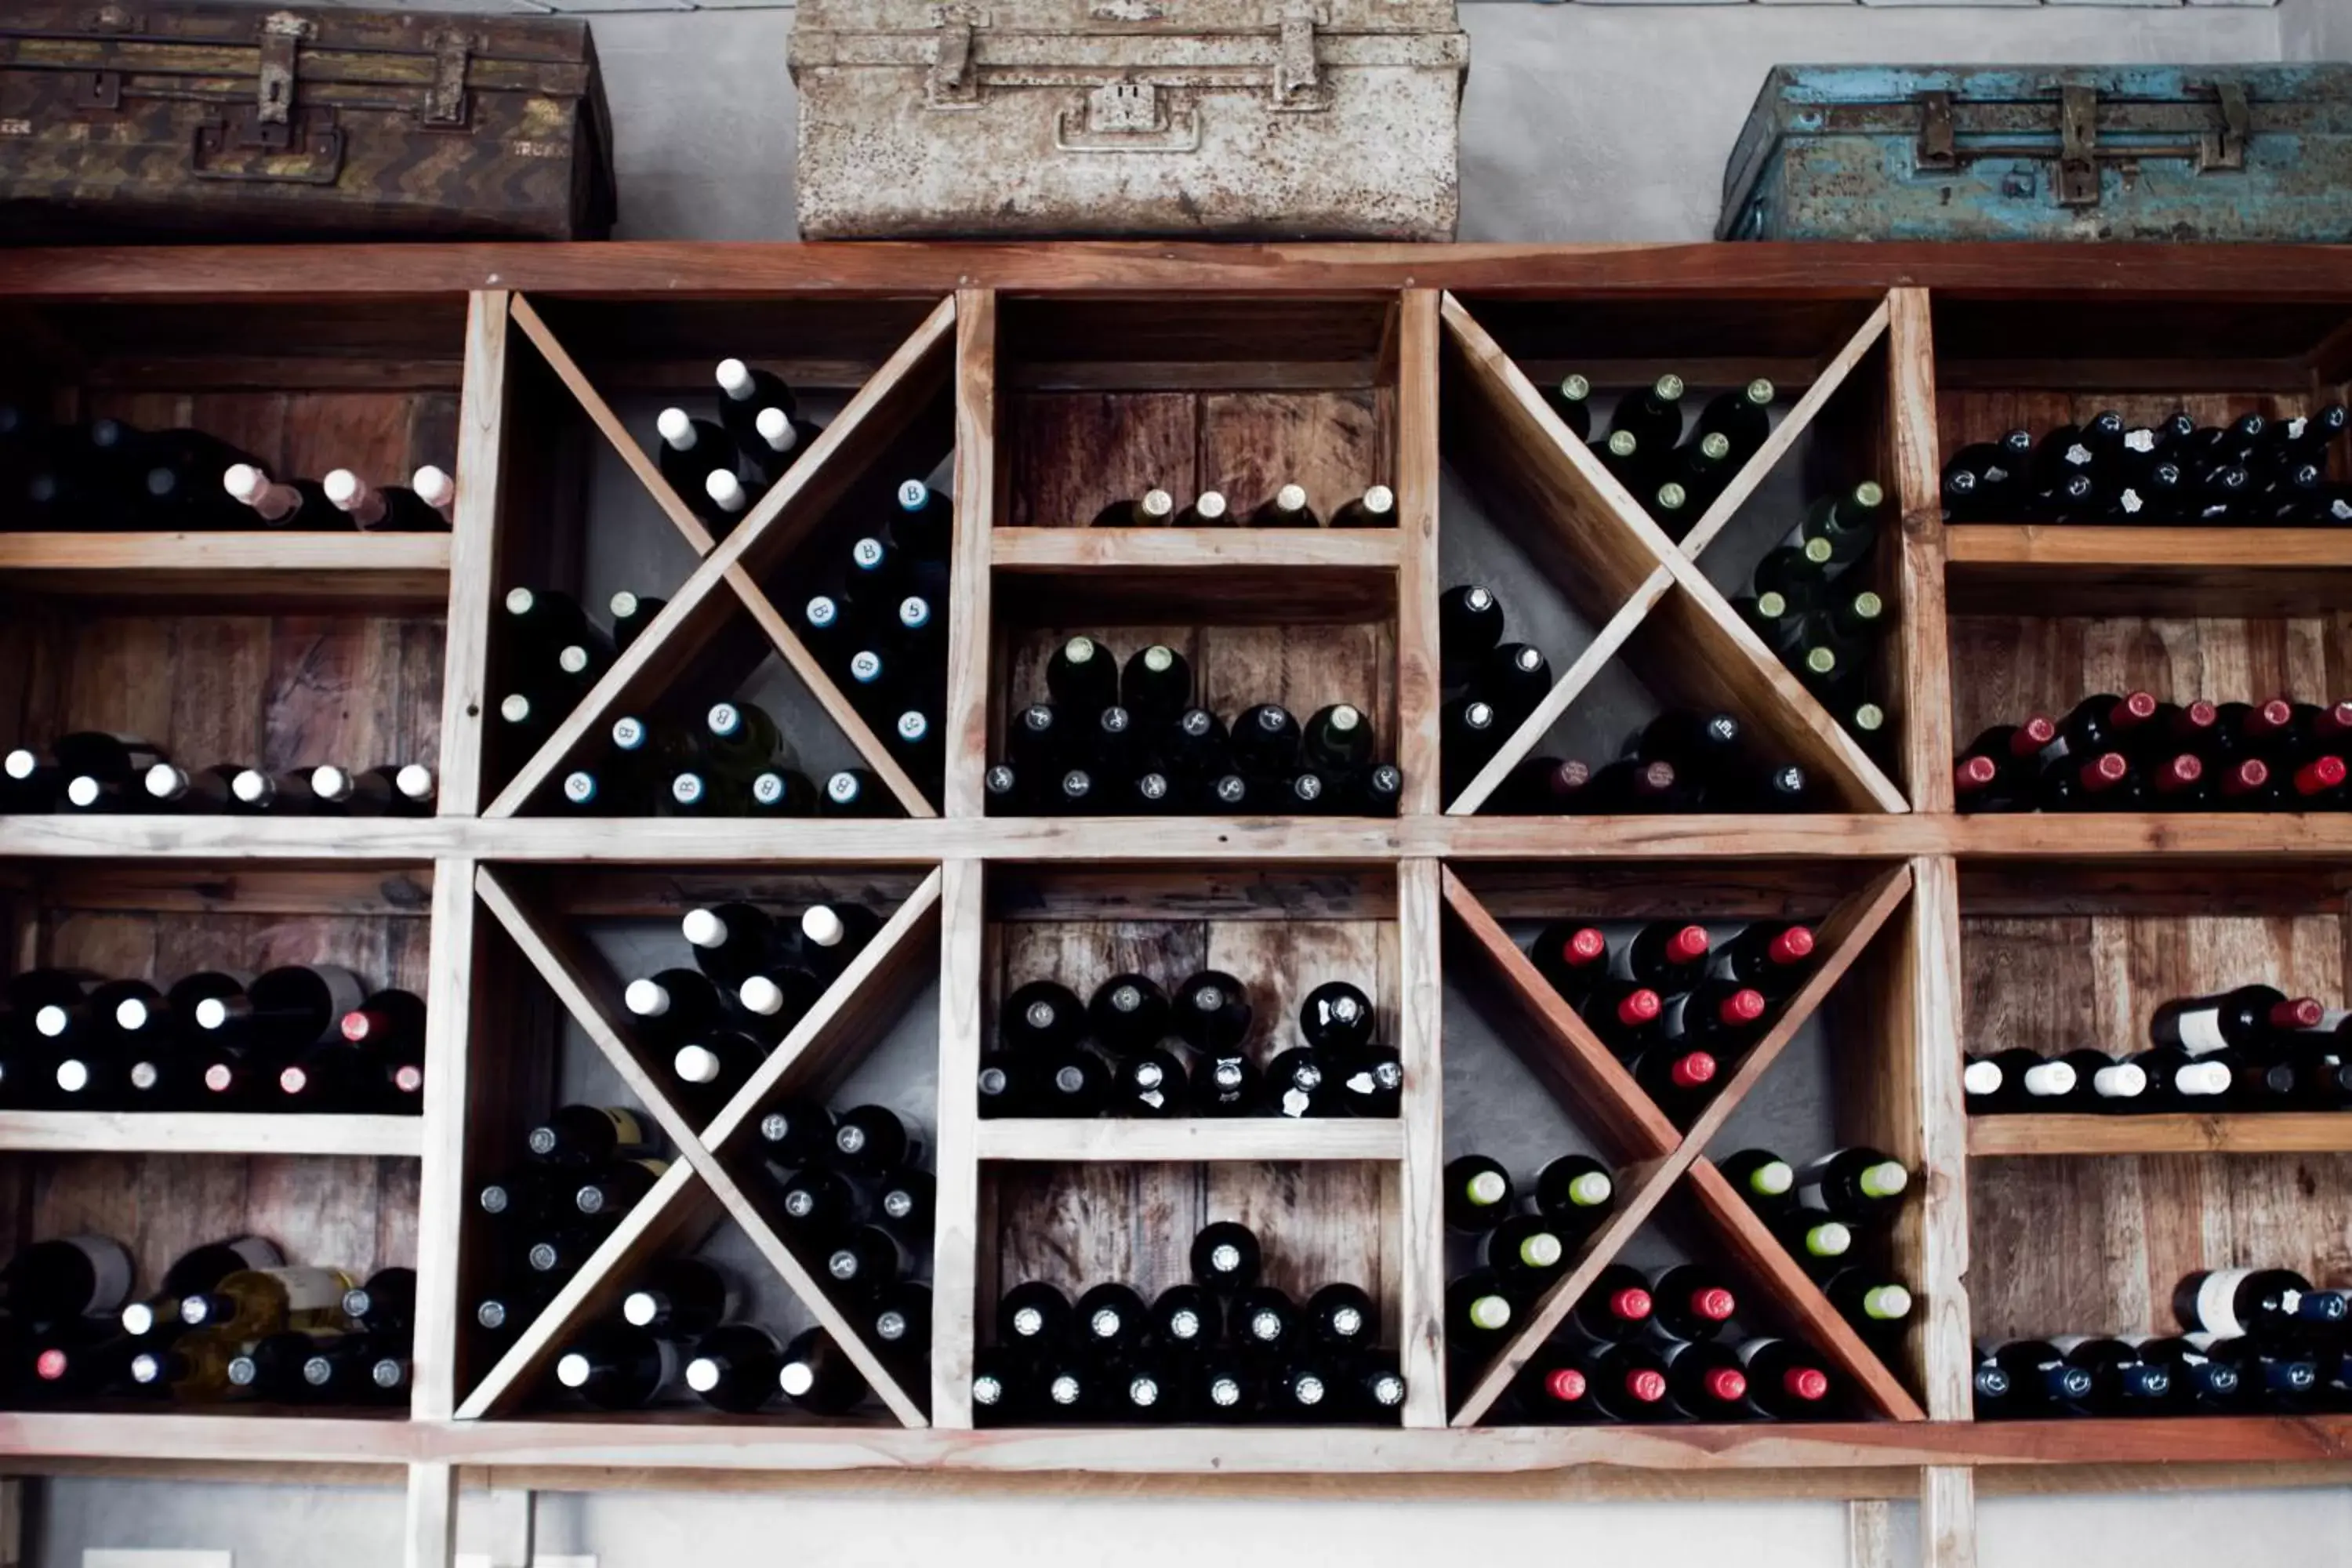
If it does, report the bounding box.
[27,2,2352,1564]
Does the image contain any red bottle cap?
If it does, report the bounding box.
[1667,924,1711,964]
[2010,716,2058,756]
[2155,753,2203,793]
[1785,1367,1831,1402]
[1610,1287,1654,1322]
[1637,760,1676,795]
[2273,997,2327,1030]
[1704,1367,1748,1403]
[1769,927,1816,965]
[34,1349,67,1382]
[1718,989,1766,1025]
[393,1063,424,1094]
[203,1062,234,1094]
[278,1065,309,1095]
[2082,752,2130,791]
[1618,989,1662,1026]
[1625,1368,1668,1403]
[340,1008,380,1044]
[1670,1052,1718,1090]
[1551,759,1593,792]
[2251,698,2295,735]
[2297,756,2348,794]
[2114,691,2159,724]
[1544,1368,1588,1403]
[2320,701,2352,739]
[1955,756,1998,793]
[1563,927,1607,967]
[1692,1286,1736,1322]
[2223,758,2270,797]
[2181,700,2220,731]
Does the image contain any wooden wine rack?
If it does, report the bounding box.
[4,241,2352,1566]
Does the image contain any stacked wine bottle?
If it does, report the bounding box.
[0,964,424,1115]
[650,358,826,535]
[1435,583,1557,804]
[1719,1146,1916,1346]
[1088,483,1396,529]
[980,971,1399,1120]
[1527,917,1818,1123]
[975,1221,1402,1425]
[1728,478,1894,749]
[0,1232,413,1407]
[1,731,435,817]
[0,407,452,533]
[1543,372,1780,540]
[1967,983,2352,1116]
[1940,407,2351,527]
[1976,1266,2351,1418]
[1957,693,2352,813]
[986,634,1399,816]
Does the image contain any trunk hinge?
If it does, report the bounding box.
[2056,83,2100,208]
[421,29,474,128]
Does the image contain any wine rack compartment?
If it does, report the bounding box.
[11,245,2352,1551]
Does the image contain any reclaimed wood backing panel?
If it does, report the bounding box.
[76,388,459,495]
[1004,390,1388,529]
[1962,906,2352,1341]
[1946,614,2352,764]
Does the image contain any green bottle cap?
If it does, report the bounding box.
[1746,378,1775,405]
[1755,590,1788,620]
[1468,1294,1512,1331]
[1748,1160,1794,1198]
[1609,430,1639,458]
[1806,1221,1853,1258]
[1853,702,1886,733]
[1853,480,1886,510]
[1701,431,1732,461]
[1858,1161,1909,1200]
[1519,1232,1564,1269]
[1805,646,1838,677]
[1566,1171,1613,1208]
[1862,1284,1914,1321]
[1801,535,1835,565]
[1654,373,1686,401]
[1559,373,1591,402]
[1465,1171,1507,1207]
[1657,482,1688,511]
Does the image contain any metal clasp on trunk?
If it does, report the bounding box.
[2203,81,2250,173]
[254,11,313,128]
[1272,1,1330,112]
[2056,84,2099,207]
[421,30,474,129]
[1054,80,1200,153]
[928,13,978,108]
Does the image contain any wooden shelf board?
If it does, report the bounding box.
[1946,526,2352,616]
[0,532,452,607]
[975,1117,1403,1163]
[993,528,1401,571]
[1968,1112,2352,1158]
[0,1111,423,1157]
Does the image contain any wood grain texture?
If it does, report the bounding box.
[976,1119,1403,1163]
[931,860,985,1428]
[1886,289,1955,812]
[1393,292,1442,818]
[944,290,998,818]
[1947,528,2352,619]
[437,292,511,816]
[411,855,477,1421]
[0,1112,419,1156]
[405,1460,456,1568]
[1969,1113,2352,1156]
[1678,298,1891,561]
[1922,1465,1977,1568]
[0,533,449,606]
[1395,858,1445,1425]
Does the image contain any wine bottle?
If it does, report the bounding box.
[340,1267,416,1339]
[1796,480,1888,564]
[772,1168,858,1249]
[308,763,436,818]
[702,701,785,782]
[555,1323,679,1410]
[2132,1046,2234,1109]
[680,902,778,987]
[1737,1338,1835,1421]
[1570,1264,1656,1343]
[1981,1339,2096,1415]
[1586,1342,1673,1422]
[2132,1334,2247,1410]
[1626,710,1742,775]
[139,760,250,813]
[1634,1044,1719,1122]
[1152,1284,1223,1353]
[1171,490,1230,528]
[797,902,880,982]
[1232,703,1302,775]
[1120,644,1193,723]
[1330,1044,1400,1117]
[1794,1148,1910,1225]
[322,470,443,532]
[1697,379,1776,461]
[1190,1221,1262,1290]
[2190,1333,2319,1408]
[179,1263,354,1338]
[1330,485,1396,528]
[969,1345,1026,1427]
[1771,1216,1853,1278]
[1305,1282,1377,1354]
[2048,1334,2172,1415]
[1662,1338,1752,1421]
[876,1168,935,1242]
[1171,971,1252,1054]
[2174,1267,2317,1340]
[998,1280,1073,1350]
[1045,635,1119,714]
[624,968,727,1044]
[1085,973,1171,1057]
[1484,1214,1567,1295]
[1091,488,1177,528]
[2056,1047,2147,1112]
[1439,584,1505,678]
[735,964,823,1043]
[410,464,456,524]
[1476,644,1552,727]
[1825,1272,1913,1340]
[1446,1269,1515,1352]
[222,463,339,529]
[2,1236,135,1322]
[1610,374,1686,453]
[196,964,365,1052]
[526,1104,651,1167]
[1717,1149,1796,1215]
[830,1103,924,1176]
[1302,703,1375,772]
[1000,979,1086,1054]
[1647,1265,1737,1344]
[1578,982,1663,1059]
[824,1223,910,1301]
[1511,1347,1597,1425]
[1190,1052,1261,1116]
[1543,373,1594,441]
[1442,1155,1514,1233]
[1657,982,1766,1053]
[573,1157,667,1220]
[2151,985,2322,1061]
[1530,1153,1615,1237]
[683,1322,783,1413]
[654,408,741,523]
[1715,923,1816,999]
[1531,923,1611,1006]
[1249,483,1318,528]
[1075,1282,1150,1353]
[753,1100,836,1169]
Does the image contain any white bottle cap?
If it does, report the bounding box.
[802,906,845,948]
[2180,1062,2233,1097]
[897,478,930,510]
[33,1004,67,1037]
[194,997,229,1031]
[755,406,798,452]
[322,469,364,509]
[2,750,32,780]
[673,774,706,807]
[681,909,728,949]
[657,408,695,448]
[64,775,101,808]
[395,764,435,801]
[114,997,151,1031]
[504,586,537,616]
[499,694,533,725]
[1196,490,1227,519]
[311,764,352,800]
[739,975,785,1016]
[55,1058,89,1094]
[1962,1059,2003,1096]
[1140,488,1174,519]
[1276,483,1308,512]
[685,1357,723,1393]
[706,470,750,513]
[2092,1063,2148,1099]
[716,358,755,399]
[673,1044,721,1084]
[412,465,456,508]
[1329,704,1361,732]
[708,702,742,737]
[610,590,641,620]
[2021,1060,2076,1098]
[562,771,597,805]
[624,978,670,1018]
[779,1362,815,1397]
[554,1353,592,1389]
[144,763,183,799]
[223,463,267,502]
[1361,485,1396,514]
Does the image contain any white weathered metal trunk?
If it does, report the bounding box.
[789,1,1468,241]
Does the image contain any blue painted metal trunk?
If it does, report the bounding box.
[1720,64,2352,243]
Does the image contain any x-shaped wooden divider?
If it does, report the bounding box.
[1437,291,1906,818]
[1440,862,1922,1428]
[485,292,961,821]
[457,865,946,1426]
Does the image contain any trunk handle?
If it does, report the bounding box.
[1912,82,2253,209]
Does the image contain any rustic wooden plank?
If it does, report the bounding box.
[1887,289,1954,811]
[1395,858,1444,1426]
[405,1460,456,1568]
[1849,1497,1893,1568]
[0,1112,419,1156]
[1679,298,1891,561]
[1196,390,1385,526]
[410,856,474,1423]
[0,533,449,606]
[431,291,511,816]
[943,289,998,818]
[931,860,985,1428]
[1970,1114,2352,1157]
[974,1120,1403,1163]
[1395,291,1442,818]
[1007,390,1196,529]
[1947,528,2352,619]
[1922,1465,1977,1568]
[991,528,1401,574]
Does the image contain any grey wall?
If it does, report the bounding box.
[31,2,2352,1564]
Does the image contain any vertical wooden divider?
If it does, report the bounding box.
[405,1459,457,1568]
[1922,1465,1977,1568]
[412,858,477,1424]
[931,858,987,1427]
[1396,858,1445,1424]
[437,290,511,818]
[1886,288,1954,811]
[945,289,997,821]
[1396,292,1442,816]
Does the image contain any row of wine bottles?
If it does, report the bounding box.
[0,410,453,534]
[1523,920,1818,1127]
[1976,1267,2351,1418]
[2,732,436,817]
[1966,983,2352,1115]
[1090,485,1396,530]
[980,1221,1399,1424]
[1714,1147,1918,1346]
[619,900,884,1108]
[989,635,1398,815]
[1940,408,2352,528]
[981,974,1399,1120]
[1956,693,2352,812]
[1436,583,1555,800]
[1506,1330,1840,1423]
[1545,374,1780,539]
[1731,480,1893,747]
[0,964,423,1114]
[650,360,829,534]
[0,1234,413,1406]
[1462,708,1817,815]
